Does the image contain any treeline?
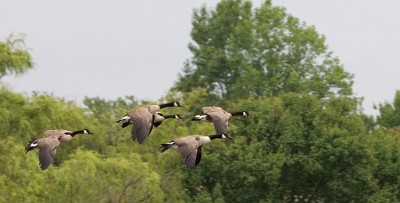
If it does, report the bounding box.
[2,0,400,202]
[2,87,400,202]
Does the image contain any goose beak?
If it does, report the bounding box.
[222,133,233,140]
[25,146,34,154]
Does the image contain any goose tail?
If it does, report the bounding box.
[25,137,38,154]
[160,141,175,152]
[191,115,207,121]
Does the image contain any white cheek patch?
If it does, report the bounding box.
[30,143,38,147]
[83,129,88,134]
[243,112,248,116]
[118,116,131,124]
[194,115,207,121]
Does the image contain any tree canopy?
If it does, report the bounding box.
[174,0,353,99]
[376,90,400,129]
[0,34,33,78]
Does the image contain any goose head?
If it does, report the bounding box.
[82,129,94,135]
[117,115,131,125]
[174,114,183,119]
[221,133,233,140]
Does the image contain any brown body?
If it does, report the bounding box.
[43,129,74,143]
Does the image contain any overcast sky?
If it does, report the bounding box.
[1,1,399,115]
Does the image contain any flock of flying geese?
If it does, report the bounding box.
[25,102,249,170]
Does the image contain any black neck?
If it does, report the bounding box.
[70,130,85,137]
[159,102,176,109]
[231,111,245,116]
[164,114,177,119]
[209,134,224,140]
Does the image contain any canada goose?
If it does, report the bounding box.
[25,129,93,170]
[117,102,181,127]
[160,133,232,168]
[191,106,249,134]
[117,109,183,144]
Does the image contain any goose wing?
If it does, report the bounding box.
[207,110,229,134]
[130,108,154,144]
[38,137,61,170]
[177,136,202,168]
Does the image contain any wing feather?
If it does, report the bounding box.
[38,137,60,170]
[207,111,229,134]
[195,145,202,166]
[177,136,202,168]
[130,108,153,144]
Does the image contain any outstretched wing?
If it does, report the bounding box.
[130,108,154,144]
[207,110,229,134]
[38,137,60,170]
[178,137,202,168]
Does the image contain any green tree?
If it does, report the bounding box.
[0,34,34,78]
[178,93,377,202]
[0,86,27,137]
[367,127,400,201]
[376,90,400,129]
[174,0,353,99]
[44,150,165,203]
[0,88,189,202]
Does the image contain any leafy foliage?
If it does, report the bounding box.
[174,0,353,99]
[0,34,34,78]
[376,90,400,128]
[178,94,379,202]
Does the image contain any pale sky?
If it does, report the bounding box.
[1,1,400,115]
